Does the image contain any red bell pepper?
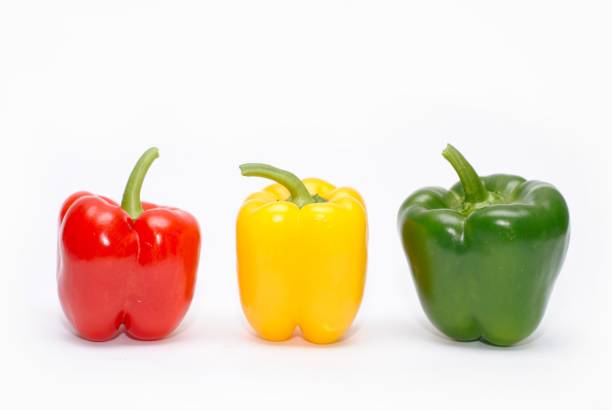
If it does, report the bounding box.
[57,148,201,341]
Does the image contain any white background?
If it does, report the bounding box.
[1,1,611,409]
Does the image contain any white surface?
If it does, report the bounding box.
[1,1,611,409]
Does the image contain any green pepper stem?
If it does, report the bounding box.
[240,163,314,208]
[442,144,489,203]
[121,147,159,220]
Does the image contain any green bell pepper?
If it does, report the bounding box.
[398,144,570,346]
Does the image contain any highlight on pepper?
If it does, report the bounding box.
[397,144,570,347]
[236,163,368,344]
[57,147,201,342]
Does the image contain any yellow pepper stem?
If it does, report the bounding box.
[240,163,315,208]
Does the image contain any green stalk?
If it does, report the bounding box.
[121,147,159,220]
[239,163,315,208]
[442,144,489,204]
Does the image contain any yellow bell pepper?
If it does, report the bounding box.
[237,163,368,344]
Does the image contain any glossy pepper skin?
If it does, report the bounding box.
[237,164,367,344]
[58,148,200,341]
[398,145,569,347]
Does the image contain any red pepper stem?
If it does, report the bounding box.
[442,144,489,204]
[121,147,159,220]
[239,163,314,208]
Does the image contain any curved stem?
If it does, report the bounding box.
[121,147,159,220]
[442,144,488,203]
[240,163,314,208]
